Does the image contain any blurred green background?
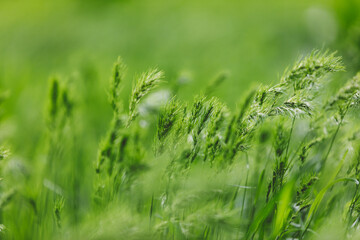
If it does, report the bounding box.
[0,0,360,238]
[0,0,360,177]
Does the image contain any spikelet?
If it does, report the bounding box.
[128,69,163,127]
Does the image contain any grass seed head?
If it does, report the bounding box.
[128,68,164,127]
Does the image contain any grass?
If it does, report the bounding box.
[1,49,360,239]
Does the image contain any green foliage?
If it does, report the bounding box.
[3,50,360,240]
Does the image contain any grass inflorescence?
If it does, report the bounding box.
[3,50,360,240]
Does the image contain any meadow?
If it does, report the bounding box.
[1,0,360,239]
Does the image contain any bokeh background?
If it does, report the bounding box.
[0,0,360,233]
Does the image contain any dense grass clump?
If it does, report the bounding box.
[2,50,360,240]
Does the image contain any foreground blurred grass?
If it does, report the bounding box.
[0,0,360,239]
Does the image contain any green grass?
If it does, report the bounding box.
[1,1,360,239]
[2,49,360,239]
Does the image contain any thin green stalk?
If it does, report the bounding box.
[348,184,360,226]
[241,168,249,217]
[321,107,348,167]
[149,194,154,229]
[285,117,296,160]
[288,131,310,166]
[241,153,250,217]
[323,122,341,164]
